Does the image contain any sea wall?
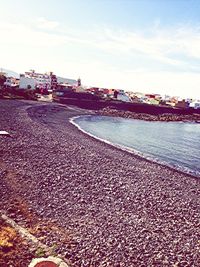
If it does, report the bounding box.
[57,97,200,118]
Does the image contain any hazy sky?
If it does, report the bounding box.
[0,0,200,98]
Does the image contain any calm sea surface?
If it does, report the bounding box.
[73,115,200,177]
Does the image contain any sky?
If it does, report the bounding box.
[0,0,200,98]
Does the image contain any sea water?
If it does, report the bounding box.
[73,115,200,177]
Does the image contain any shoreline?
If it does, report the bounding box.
[0,100,200,266]
[70,114,200,179]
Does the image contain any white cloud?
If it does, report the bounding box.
[86,25,200,67]
[0,18,200,98]
[1,19,200,66]
[0,21,66,46]
[36,17,59,30]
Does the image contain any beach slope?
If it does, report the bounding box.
[0,100,199,266]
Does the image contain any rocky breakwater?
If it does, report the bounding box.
[97,107,200,122]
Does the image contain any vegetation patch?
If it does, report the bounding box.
[0,218,35,267]
[0,224,17,249]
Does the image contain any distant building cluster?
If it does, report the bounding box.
[126,91,200,109]
[2,69,78,92]
[19,70,57,91]
[1,69,200,109]
[83,87,200,109]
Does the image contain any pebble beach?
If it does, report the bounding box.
[0,100,199,267]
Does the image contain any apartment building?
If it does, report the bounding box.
[19,70,57,90]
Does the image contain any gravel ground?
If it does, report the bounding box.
[0,100,199,267]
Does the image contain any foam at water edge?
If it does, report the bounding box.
[70,115,200,178]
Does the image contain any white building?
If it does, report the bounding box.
[4,77,19,88]
[117,93,131,102]
[189,101,200,109]
[19,76,37,89]
[19,70,57,90]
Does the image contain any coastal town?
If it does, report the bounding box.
[1,69,200,110]
[1,0,200,266]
